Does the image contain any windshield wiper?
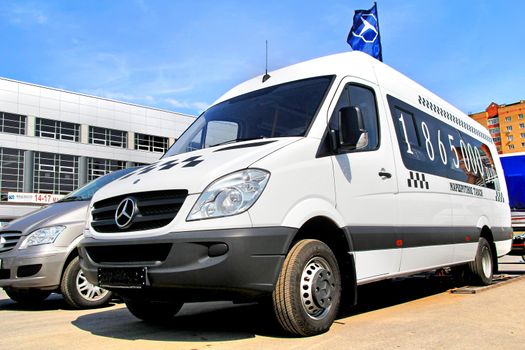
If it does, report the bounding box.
[211,137,266,147]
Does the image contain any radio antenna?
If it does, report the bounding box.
[262,40,271,83]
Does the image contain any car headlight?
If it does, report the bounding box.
[187,169,270,221]
[19,226,66,249]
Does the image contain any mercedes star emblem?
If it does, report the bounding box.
[115,197,136,229]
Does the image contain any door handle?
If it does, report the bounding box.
[378,170,392,178]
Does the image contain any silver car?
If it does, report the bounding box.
[0,167,137,308]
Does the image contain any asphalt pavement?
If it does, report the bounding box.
[0,255,524,350]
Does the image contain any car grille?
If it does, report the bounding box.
[0,231,22,253]
[91,190,188,233]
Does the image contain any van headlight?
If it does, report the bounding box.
[19,226,66,249]
[187,169,270,221]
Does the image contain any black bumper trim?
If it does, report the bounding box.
[78,227,296,301]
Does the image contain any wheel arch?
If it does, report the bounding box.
[59,235,83,283]
[479,225,498,274]
[287,215,357,306]
[281,197,346,229]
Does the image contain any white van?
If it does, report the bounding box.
[78,52,512,336]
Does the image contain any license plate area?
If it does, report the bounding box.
[98,267,147,289]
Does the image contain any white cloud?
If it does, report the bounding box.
[2,3,48,25]
[165,98,208,112]
[80,88,155,105]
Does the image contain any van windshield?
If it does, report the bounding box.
[58,167,138,202]
[163,76,333,157]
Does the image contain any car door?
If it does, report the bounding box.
[385,95,454,272]
[330,78,401,281]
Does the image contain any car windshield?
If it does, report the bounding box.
[163,76,333,158]
[58,167,139,202]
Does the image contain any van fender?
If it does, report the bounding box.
[281,197,345,230]
[476,216,490,232]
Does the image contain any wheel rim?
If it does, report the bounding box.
[300,257,336,320]
[76,270,109,302]
[481,245,492,279]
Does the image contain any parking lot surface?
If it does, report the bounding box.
[1,256,524,350]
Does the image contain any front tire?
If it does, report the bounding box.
[61,256,112,309]
[272,239,341,336]
[4,287,51,305]
[468,237,494,285]
[125,298,184,322]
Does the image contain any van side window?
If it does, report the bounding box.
[330,84,379,151]
[388,95,500,190]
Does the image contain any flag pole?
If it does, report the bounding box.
[374,2,384,62]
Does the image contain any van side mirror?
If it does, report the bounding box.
[338,106,368,150]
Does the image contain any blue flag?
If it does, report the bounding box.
[347,3,383,61]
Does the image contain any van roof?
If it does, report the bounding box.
[213,51,492,144]
[214,51,375,105]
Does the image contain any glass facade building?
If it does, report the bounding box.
[0,77,195,224]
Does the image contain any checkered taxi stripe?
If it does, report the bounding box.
[407,171,429,190]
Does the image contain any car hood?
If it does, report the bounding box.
[1,200,89,235]
[91,137,300,203]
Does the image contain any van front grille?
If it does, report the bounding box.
[91,190,188,233]
[0,231,22,253]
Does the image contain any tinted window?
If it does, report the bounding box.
[388,95,500,190]
[61,167,138,201]
[330,84,379,151]
[164,76,333,157]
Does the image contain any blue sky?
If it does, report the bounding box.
[0,0,523,116]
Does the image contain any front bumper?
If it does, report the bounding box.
[78,227,296,301]
[0,245,69,290]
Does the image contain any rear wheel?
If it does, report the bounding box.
[61,256,112,309]
[272,239,341,336]
[467,237,494,285]
[125,298,184,322]
[4,287,51,305]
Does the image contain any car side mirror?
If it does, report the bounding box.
[338,106,368,151]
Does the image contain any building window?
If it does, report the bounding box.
[0,147,25,193]
[87,158,126,181]
[35,118,80,142]
[520,123,525,129]
[487,118,499,126]
[89,126,127,148]
[506,126,513,131]
[522,142,525,147]
[521,133,525,138]
[505,116,512,122]
[508,135,514,141]
[33,152,78,194]
[493,137,501,143]
[509,144,515,150]
[519,114,524,119]
[489,127,500,134]
[0,112,26,135]
[134,133,169,153]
